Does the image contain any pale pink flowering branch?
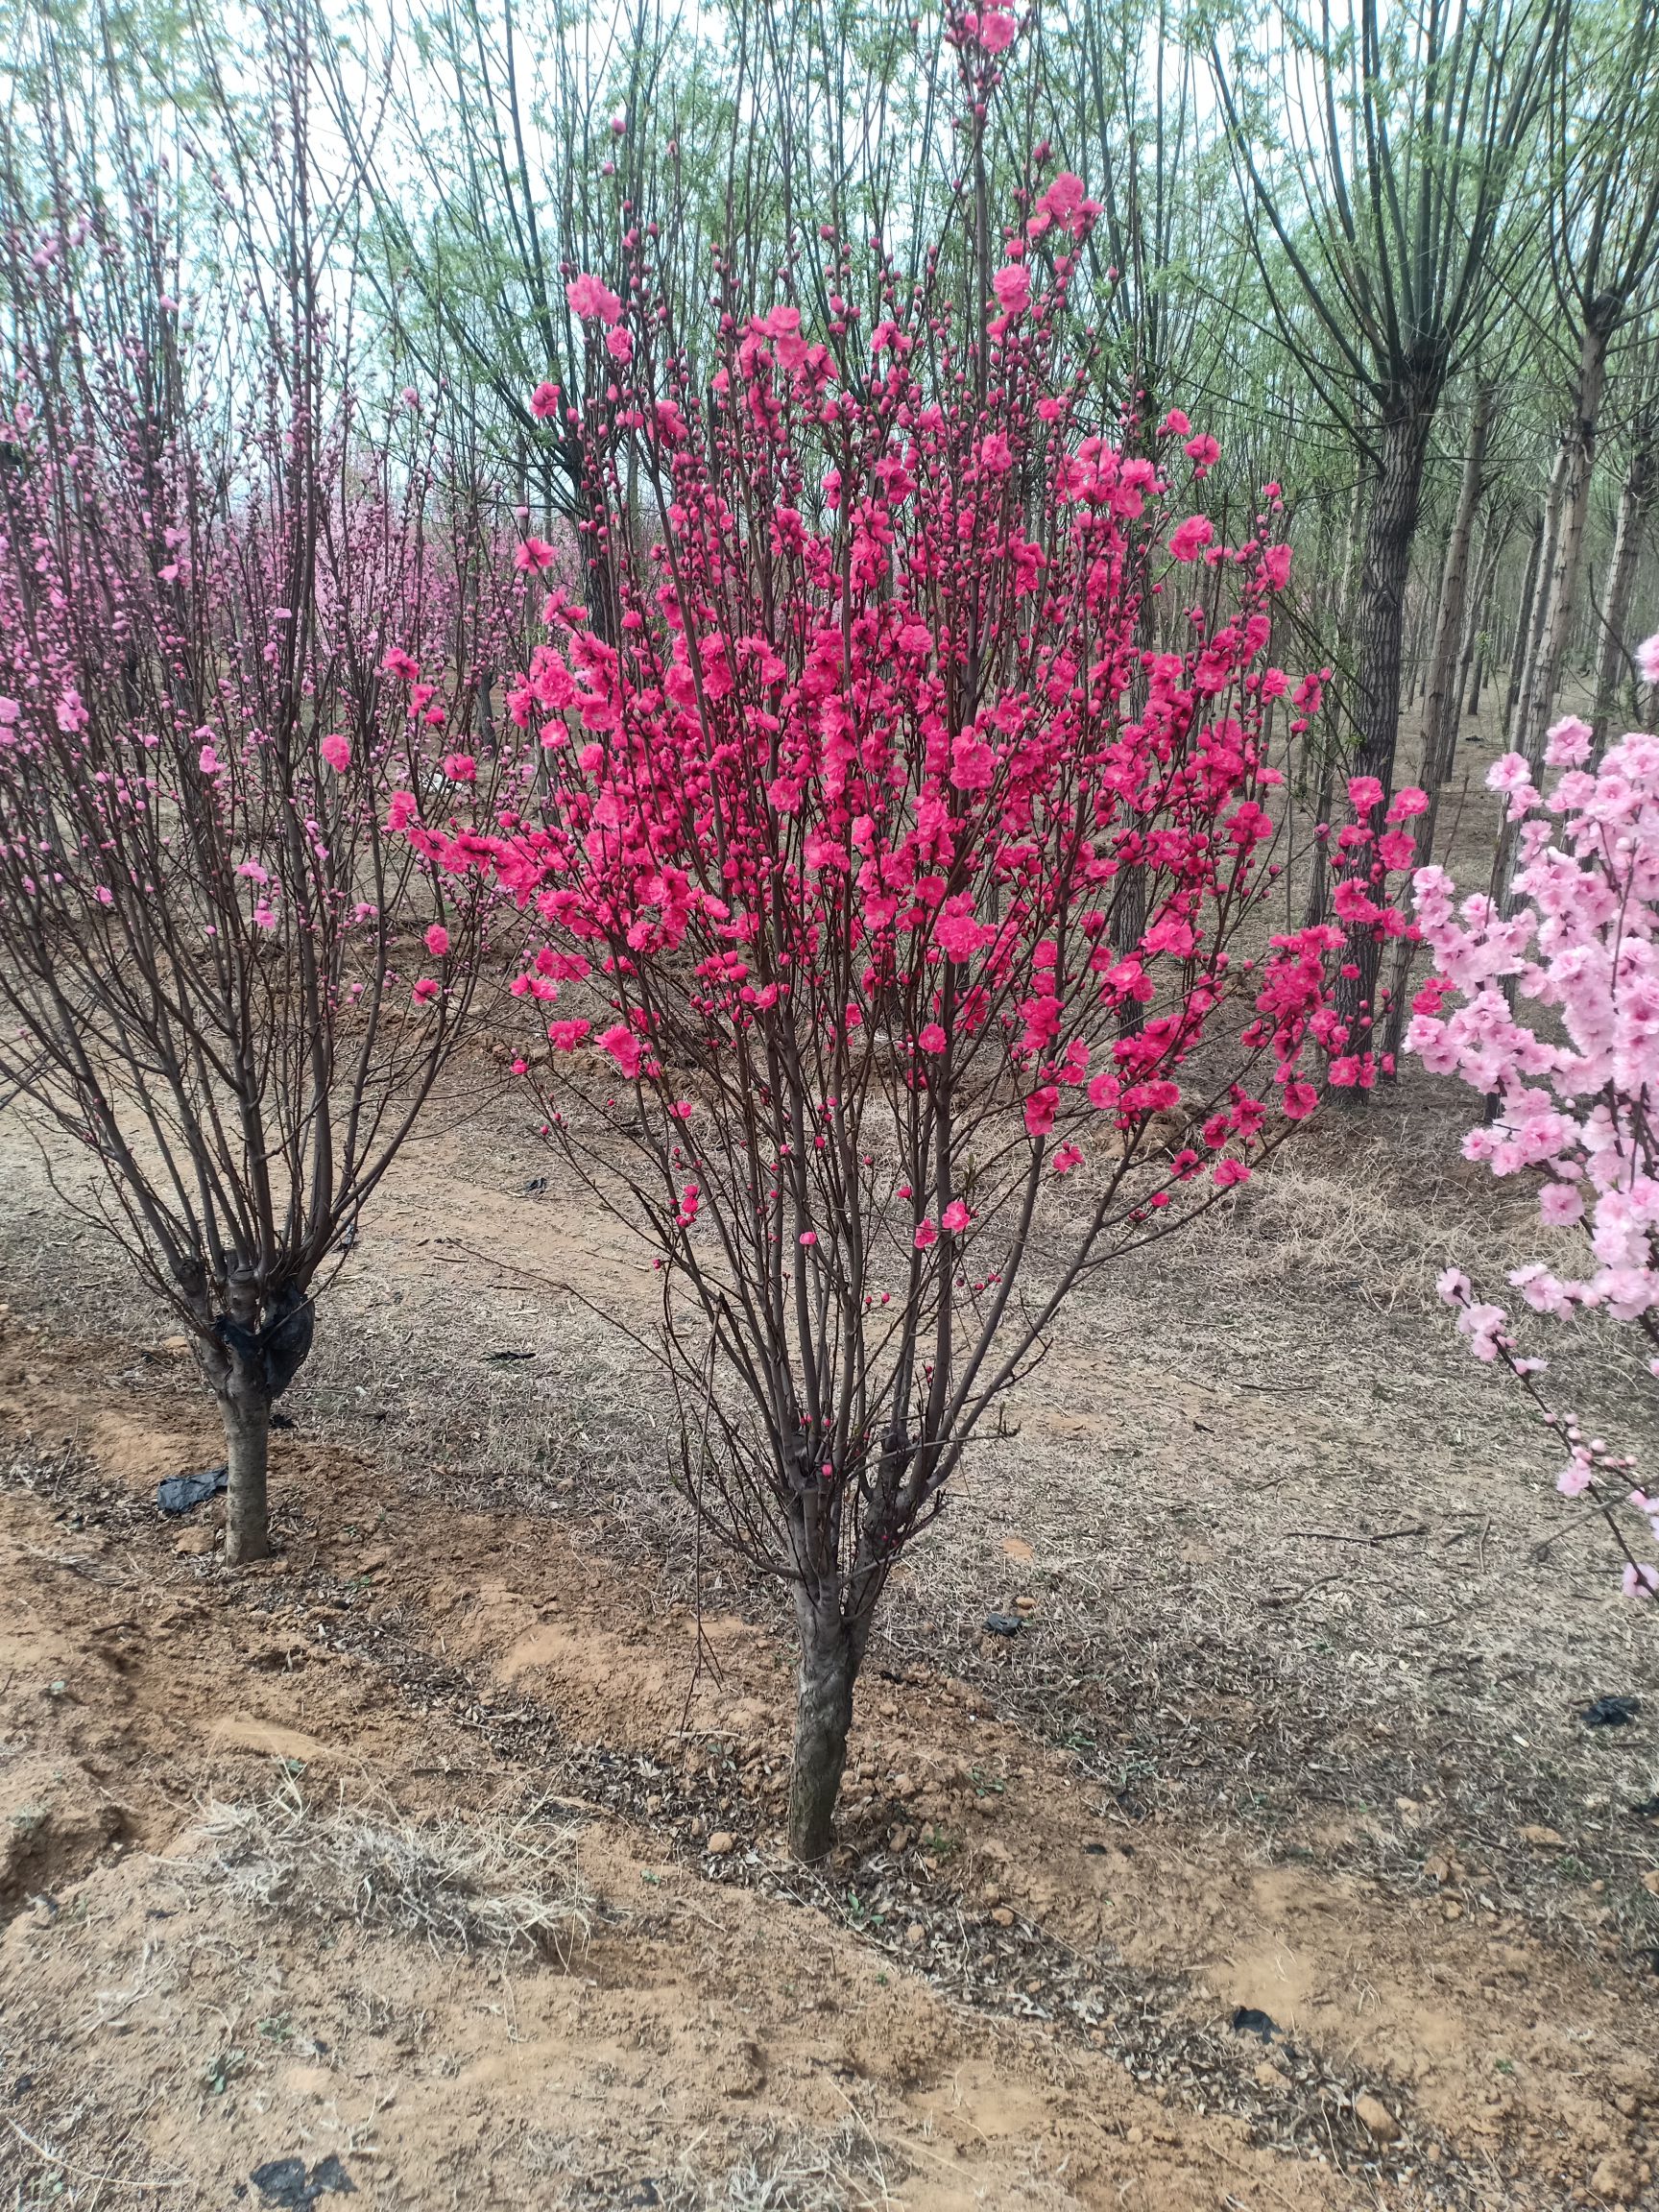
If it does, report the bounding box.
[1410,679,1659,1607]
[1436,1271,1659,1600]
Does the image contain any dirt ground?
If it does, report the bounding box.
[3,718,1659,2209]
[2,1061,1658,2211]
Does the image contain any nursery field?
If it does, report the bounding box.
[7,0,1659,2201]
[2,1057,1656,2212]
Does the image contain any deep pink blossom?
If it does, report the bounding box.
[991,263,1030,315]
[566,274,623,325]
[1024,1086,1059,1136]
[598,1022,644,1077]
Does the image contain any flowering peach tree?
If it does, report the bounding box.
[1408,646,1659,1607]
[0,200,519,1561]
[415,36,1414,1855]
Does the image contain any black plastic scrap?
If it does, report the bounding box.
[1581,1695,1640,1729]
[983,1611,1024,1637]
[1232,2006,1278,2041]
[156,1465,228,1514]
[250,2153,355,2206]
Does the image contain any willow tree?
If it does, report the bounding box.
[1210,0,1559,1073]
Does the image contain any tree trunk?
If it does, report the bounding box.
[1380,383,1493,1073]
[1590,429,1657,738]
[786,1582,858,1862]
[1510,319,1613,767]
[1504,508,1545,721]
[186,1270,314,1568]
[1350,396,1437,791]
[1333,386,1437,1102]
[1110,861,1148,1036]
[220,1390,273,1566]
[1420,384,1495,806]
[1303,751,1336,929]
[1462,524,1506,722]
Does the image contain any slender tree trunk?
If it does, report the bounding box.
[220,1389,273,1566]
[1510,319,1614,766]
[787,1581,858,1861]
[1301,463,1368,928]
[1505,508,1545,721]
[1381,384,1494,1072]
[1420,384,1495,804]
[1591,431,1657,737]
[1463,524,1505,722]
[1513,454,1568,738]
[1303,751,1336,928]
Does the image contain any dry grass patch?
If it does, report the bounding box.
[181,1776,589,1961]
[522,2114,904,2211]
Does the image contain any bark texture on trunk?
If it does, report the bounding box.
[221,1391,272,1566]
[1333,386,1437,1102]
[786,1583,858,1862]
[187,1269,314,1568]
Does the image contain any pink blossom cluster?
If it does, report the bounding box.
[0,359,519,1019]
[408,170,1414,1344]
[1409,662,1659,1603]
